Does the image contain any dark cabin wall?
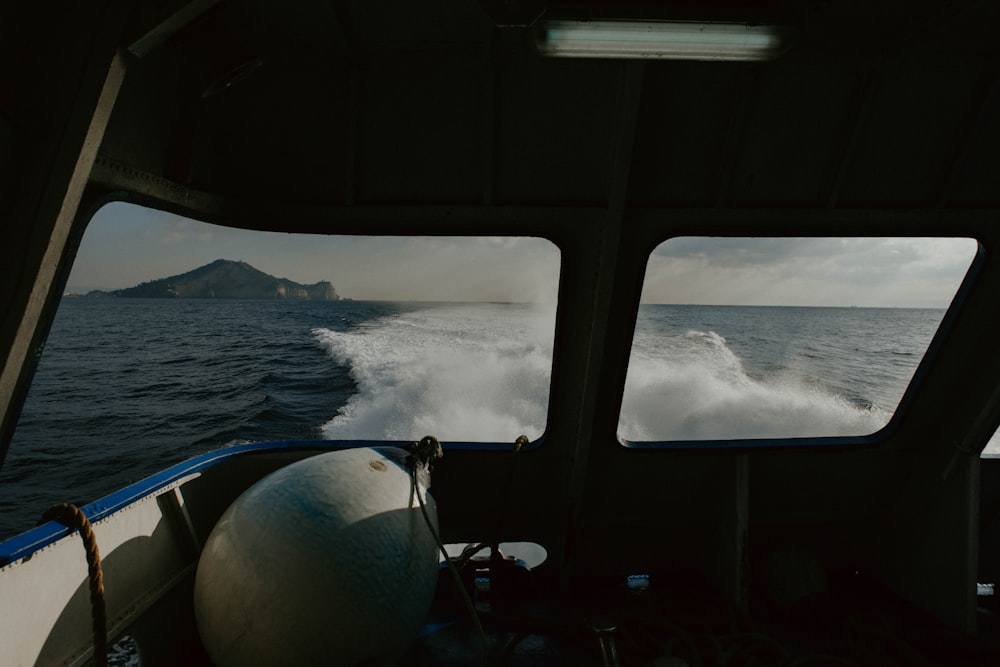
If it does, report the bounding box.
[0,1,130,459]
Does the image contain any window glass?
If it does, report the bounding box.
[983,427,1000,457]
[0,202,558,538]
[618,237,977,443]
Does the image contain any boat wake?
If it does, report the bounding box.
[315,304,891,444]
[313,304,554,442]
[619,329,890,442]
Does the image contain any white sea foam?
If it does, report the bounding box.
[316,303,898,444]
[618,328,890,441]
[313,303,555,442]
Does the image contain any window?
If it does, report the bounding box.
[618,237,977,444]
[983,426,1000,457]
[0,202,558,538]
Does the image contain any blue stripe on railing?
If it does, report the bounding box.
[0,440,349,566]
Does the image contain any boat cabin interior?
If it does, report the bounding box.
[3,0,1000,665]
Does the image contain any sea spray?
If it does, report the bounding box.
[619,336,889,441]
[314,303,555,441]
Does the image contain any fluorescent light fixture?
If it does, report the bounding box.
[535,20,788,61]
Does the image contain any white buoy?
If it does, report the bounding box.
[194,445,440,666]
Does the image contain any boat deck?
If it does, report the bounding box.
[117,568,1000,666]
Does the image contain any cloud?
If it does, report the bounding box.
[642,237,976,307]
[652,236,813,265]
[66,205,975,308]
[326,236,559,302]
[66,204,560,302]
[157,219,215,245]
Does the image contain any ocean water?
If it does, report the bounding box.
[0,299,958,539]
[619,305,942,441]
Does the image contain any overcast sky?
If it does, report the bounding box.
[643,236,978,308]
[67,203,561,302]
[66,202,978,307]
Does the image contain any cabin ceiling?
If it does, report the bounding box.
[88,0,1000,222]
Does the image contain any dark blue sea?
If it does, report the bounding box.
[0,299,947,539]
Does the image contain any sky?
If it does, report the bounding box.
[643,235,978,308]
[66,203,561,303]
[65,202,978,307]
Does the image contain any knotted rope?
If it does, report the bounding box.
[40,503,107,667]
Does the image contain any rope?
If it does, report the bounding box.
[409,437,489,666]
[40,503,107,667]
[490,435,527,568]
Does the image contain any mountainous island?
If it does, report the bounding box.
[82,259,340,300]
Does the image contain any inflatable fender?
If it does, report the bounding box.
[194,446,439,666]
